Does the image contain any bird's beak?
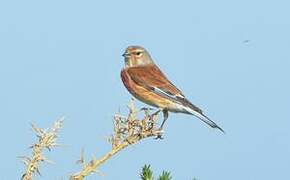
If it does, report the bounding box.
[122,52,131,57]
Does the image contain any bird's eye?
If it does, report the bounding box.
[136,52,142,56]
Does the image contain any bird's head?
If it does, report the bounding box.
[122,46,154,67]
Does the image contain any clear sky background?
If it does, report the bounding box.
[1,0,289,179]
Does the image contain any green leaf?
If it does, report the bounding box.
[140,164,154,180]
[157,171,172,180]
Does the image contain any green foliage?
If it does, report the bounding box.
[140,165,172,180]
[140,165,154,180]
[140,164,197,180]
[157,171,172,180]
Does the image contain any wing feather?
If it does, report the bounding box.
[126,65,204,113]
[127,64,184,97]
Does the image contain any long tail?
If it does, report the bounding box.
[181,104,225,133]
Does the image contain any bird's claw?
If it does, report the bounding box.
[154,134,164,140]
[154,128,164,140]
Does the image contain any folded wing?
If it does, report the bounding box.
[126,64,224,133]
[126,64,202,112]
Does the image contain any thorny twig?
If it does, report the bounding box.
[70,100,162,180]
[20,117,64,180]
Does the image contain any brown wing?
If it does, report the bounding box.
[126,64,203,114]
[126,64,185,98]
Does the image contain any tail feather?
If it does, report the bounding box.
[182,105,225,133]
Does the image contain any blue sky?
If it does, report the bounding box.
[1,0,290,179]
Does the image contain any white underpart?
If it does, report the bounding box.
[181,105,204,118]
[153,87,186,112]
[180,104,220,130]
[154,87,221,130]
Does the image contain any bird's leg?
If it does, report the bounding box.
[149,109,161,120]
[155,110,169,139]
[146,109,161,130]
[160,110,169,130]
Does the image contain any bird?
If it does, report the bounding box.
[120,46,224,136]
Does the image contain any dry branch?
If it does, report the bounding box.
[70,100,162,180]
[20,117,64,180]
